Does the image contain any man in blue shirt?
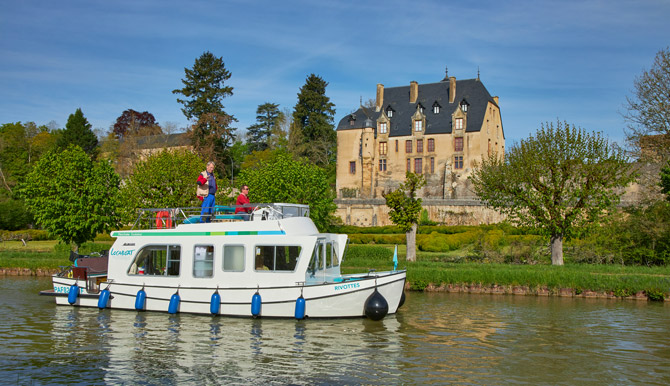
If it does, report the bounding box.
[197,161,217,223]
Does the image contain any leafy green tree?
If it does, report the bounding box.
[247,103,283,153]
[623,47,670,161]
[292,74,336,167]
[228,139,248,187]
[173,52,236,179]
[470,121,637,265]
[58,108,98,156]
[173,51,233,120]
[21,146,121,252]
[661,160,670,201]
[0,122,55,196]
[238,150,336,231]
[384,172,426,262]
[613,201,670,266]
[120,149,204,221]
[0,199,33,230]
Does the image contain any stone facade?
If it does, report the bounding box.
[335,72,504,226]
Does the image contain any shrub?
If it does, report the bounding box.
[419,209,437,226]
[503,237,545,264]
[417,230,481,252]
[94,232,115,242]
[348,234,405,244]
[0,229,51,242]
[645,288,667,301]
[346,245,393,261]
[53,241,111,254]
[0,199,33,230]
[418,225,474,235]
[332,225,401,234]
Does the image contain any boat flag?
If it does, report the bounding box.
[393,244,398,271]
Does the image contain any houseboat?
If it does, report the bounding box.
[41,203,406,320]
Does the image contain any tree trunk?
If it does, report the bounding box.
[550,234,564,265]
[406,223,417,262]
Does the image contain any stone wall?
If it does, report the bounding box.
[335,198,505,226]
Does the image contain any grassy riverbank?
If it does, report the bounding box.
[1,240,668,300]
[0,241,112,270]
[342,244,670,301]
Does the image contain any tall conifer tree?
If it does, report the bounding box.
[58,108,98,157]
[292,74,335,167]
[173,51,236,177]
[247,103,282,153]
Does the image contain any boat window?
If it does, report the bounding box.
[193,245,214,278]
[331,242,340,267]
[308,240,324,275]
[255,245,301,272]
[325,242,333,268]
[127,245,181,276]
[223,245,245,272]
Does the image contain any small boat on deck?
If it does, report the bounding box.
[41,203,406,320]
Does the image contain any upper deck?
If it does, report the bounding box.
[129,203,311,230]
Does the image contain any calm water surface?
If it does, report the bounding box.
[1,276,668,385]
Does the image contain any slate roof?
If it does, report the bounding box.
[337,78,502,137]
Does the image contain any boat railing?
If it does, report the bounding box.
[131,203,310,229]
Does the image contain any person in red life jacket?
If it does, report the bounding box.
[235,185,253,220]
[196,161,217,223]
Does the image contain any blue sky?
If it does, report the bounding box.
[1,0,668,145]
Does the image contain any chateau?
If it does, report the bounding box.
[335,71,505,226]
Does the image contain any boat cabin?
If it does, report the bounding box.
[109,204,348,288]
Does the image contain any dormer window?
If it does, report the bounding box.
[455,118,464,130]
[460,100,469,113]
[386,106,394,118]
[433,105,440,114]
[379,122,388,134]
[414,120,423,132]
[349,114,356,126]
[418,103,424,114]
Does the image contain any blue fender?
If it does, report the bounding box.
[251,292,262,317]
[135,289,146,311]
[98,288,111,309]
[210,291,221,315]
[67,284,79,305]
[168,293,180,314]
[294,295,306,320]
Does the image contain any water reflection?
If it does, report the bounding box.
[1,277,669,385]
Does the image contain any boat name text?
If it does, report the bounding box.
[334,283,360,291]
[54,285,83,294]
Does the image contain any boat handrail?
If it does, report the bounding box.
[130,203,310,230]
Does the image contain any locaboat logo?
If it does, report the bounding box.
[110,248,134,257]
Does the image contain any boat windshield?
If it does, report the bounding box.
[307,239,339,278]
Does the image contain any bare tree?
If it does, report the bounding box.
[623,47,670,162]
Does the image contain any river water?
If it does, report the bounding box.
[1,276,668,385]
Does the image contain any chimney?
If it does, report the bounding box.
[493,96,499,105]
[449,76,456,103]
[375,84,384,112]
[410,81,418,103]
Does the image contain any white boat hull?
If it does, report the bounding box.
[50,271,406,318]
